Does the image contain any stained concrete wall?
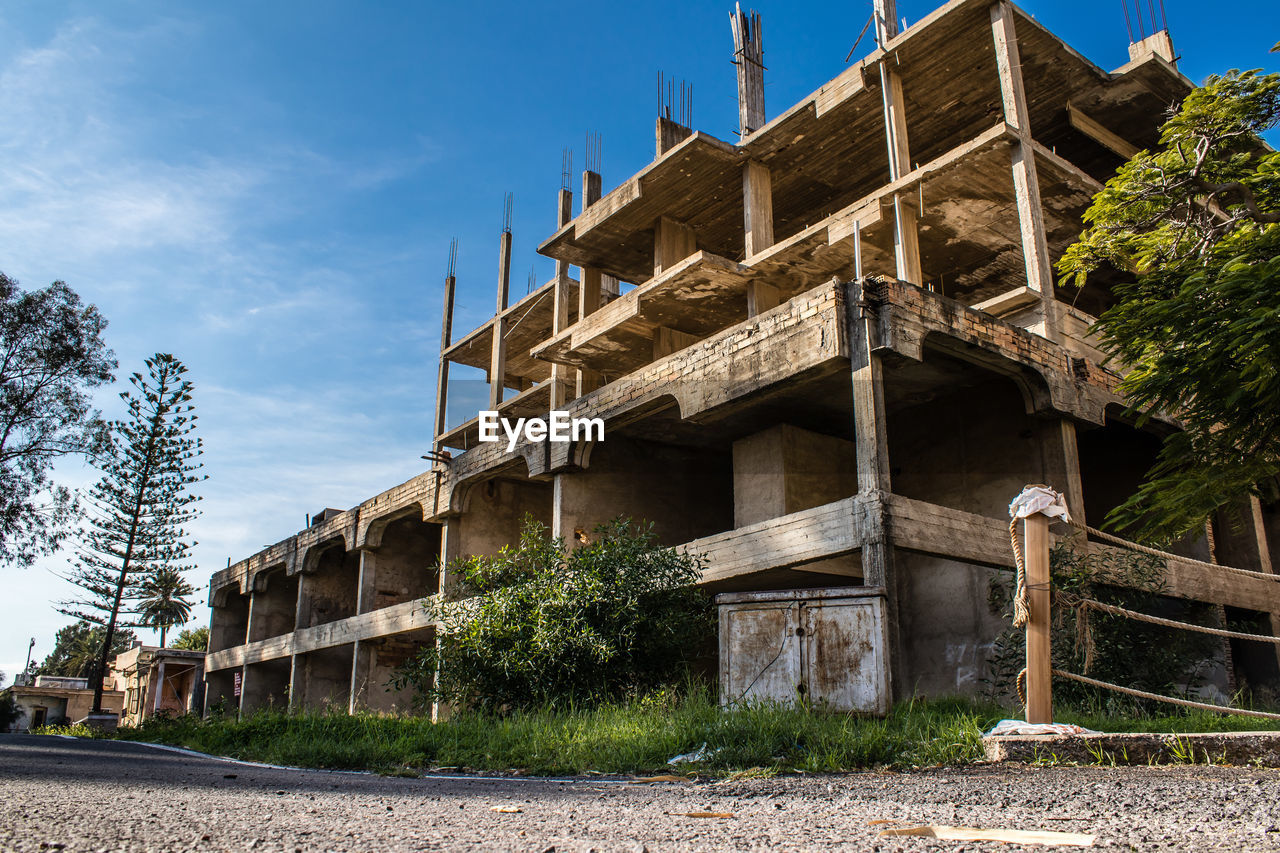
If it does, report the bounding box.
[351,630,431,714]
[241,657,291,713]
[456,478,552,557]
[889,376,1045,521]
[732,424,857,528]
[204,668,239,714]
[894,551,1009,697]
[361,517,441,613]
[293,644,355,710]
[247,570,298,643]
[210,590,249,653]
[557,435,733,547]
[298,547,360,629]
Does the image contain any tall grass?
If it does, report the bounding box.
[86,690,991,775]
[67,689,1280,776]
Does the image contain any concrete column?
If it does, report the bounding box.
[653,216,696,278]
[356,550,377,615]
[551,187,574,409]
[577,170,605,397]
[848,278,903,700]
[743,160,774,258]
[991,0,1057,340]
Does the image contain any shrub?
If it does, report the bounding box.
[394,517,713,713]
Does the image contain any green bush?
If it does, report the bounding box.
[394,517,713,713]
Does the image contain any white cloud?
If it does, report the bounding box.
[0,12,443,671]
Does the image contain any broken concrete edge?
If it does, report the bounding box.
[984,731,1280,767]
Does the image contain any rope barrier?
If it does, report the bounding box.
[1067,518,1280,582]
[1052,669,1280,720]
[1007,487,1280,722]
[1064,594,1280,645]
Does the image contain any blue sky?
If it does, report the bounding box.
[1,0,1276,677]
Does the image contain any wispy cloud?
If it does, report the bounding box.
[0,12,443,670]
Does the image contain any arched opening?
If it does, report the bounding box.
[240,658,291,713]
[248,566,298,643]
[886,344,1051,520]
[209,585,249,653]
[360,513,442,614]
[298,542,360,629]
[453,458,552,558]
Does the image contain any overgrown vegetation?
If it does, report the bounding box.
[59,690,988,775]
[48,689,1280,775]
[393,518,713,713]
[1059,69,1280,539]
[988,542,1219,712]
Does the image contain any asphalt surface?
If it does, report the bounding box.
[2,734,1280,851]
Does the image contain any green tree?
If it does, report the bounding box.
[395,518,712,713]
[170,625,209,651]
[137,566,195,647]
[1058,69,1280,540]
[0,274,115,568]
[58,354,204,713]
[36,621,137,679]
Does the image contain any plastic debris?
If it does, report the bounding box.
[985,719,1101,737]
[667,743,716,765]
[490,805,523,814]
[1009,485,1071,523]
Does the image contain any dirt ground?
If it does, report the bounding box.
[2,734,1279,851]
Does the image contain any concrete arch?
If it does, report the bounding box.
[920,331,1056,418]
[248,559,293,593]
[300,536,348,575]
[447,455,533,516]
[210,581,245,607]
[361,503,426,550]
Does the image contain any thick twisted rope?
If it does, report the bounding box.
[1068,518,1280,582]
[1052,669,1280,720]
[1009,517,1031,629]
[1064,595,1280,644]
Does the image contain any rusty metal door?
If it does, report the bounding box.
[801,600,889,714]
[720,602,803,705]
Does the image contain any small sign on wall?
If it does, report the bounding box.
[233,671,242,698]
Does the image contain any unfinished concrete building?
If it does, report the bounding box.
[204,0,1280,716]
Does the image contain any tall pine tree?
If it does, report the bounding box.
[59,354,204,714]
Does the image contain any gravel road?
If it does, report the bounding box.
[2,734,1279,851]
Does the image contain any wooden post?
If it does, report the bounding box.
[489,229,512,410]
[432,268,456,450]
[1023,511,1053,723]
[1247,496,1280,671]
[991,0,1056,339]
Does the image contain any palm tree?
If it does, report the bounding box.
[137,567,194,648]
